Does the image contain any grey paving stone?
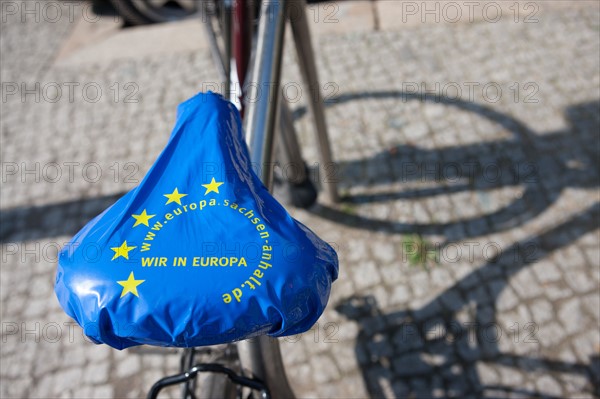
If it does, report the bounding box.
[558,297,586,335]
[389,284,411,306]
[546,281,575,301]
[563,269,597,294]
[82,361,110,385]
[535,320,566,348]
[310,354,340,384]
[352,260,382,291]
[530,298,555,326]
[392,353,432,377]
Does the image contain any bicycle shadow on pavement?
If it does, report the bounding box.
[336,201,600,398]
[2,95,597,247]
[0,193,124,244]
[302,94,599,246]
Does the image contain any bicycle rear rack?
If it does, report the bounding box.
[146,362,271,399]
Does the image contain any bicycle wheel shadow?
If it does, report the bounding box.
[299,94,599,245]
[335,201,600,398]
[293,94,600,396]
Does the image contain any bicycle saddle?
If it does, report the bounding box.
[55,92,338,349]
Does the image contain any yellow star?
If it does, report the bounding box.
[111,241,136,260]
[202,178,224,195]
[117,271,145,298]
[132,209,155,227]
[164,188,187,205]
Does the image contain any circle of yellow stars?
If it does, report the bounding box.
[111,178,225,299]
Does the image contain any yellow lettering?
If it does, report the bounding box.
[232,288,243,302]
[258,260,272,269]
[144,231,156,241]
[249,276,261,286]
[141,257,167,267]
[173,257,186,266]
[253,269,264,279]
[141,257,154,266]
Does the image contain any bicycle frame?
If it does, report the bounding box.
[238,0,296,397]
[149,1,328,397]
[207,0,335,395]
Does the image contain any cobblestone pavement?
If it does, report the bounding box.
[1,1,599,398]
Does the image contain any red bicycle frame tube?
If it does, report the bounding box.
[233,0,253,115]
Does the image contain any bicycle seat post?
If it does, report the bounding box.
[238,0,296,397]
[243,1,286,188]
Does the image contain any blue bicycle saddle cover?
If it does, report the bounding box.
[55,92,338,349]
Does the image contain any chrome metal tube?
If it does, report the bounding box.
[238,1,296,398]
[222,0,233,97]
[243,0,287,190]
